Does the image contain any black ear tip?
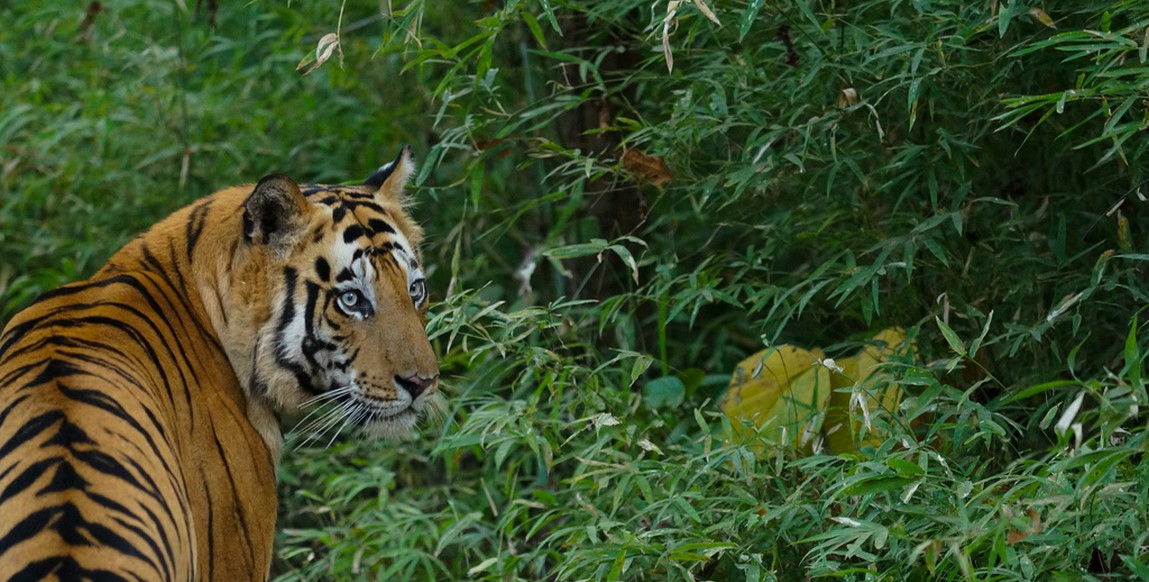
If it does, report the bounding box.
[363,146,416,187]
[363,165,392,188]
[393,145,415,167]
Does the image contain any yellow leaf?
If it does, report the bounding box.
[1028,7,1056,29]
[824,328,911,454]
[722,345,831,453]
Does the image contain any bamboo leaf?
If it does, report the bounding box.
[935,317,967,357]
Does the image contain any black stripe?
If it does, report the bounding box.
[53,379,183,501]
[39,460,90,494]
[300,282,337,373]
[0,275,143,358]
[0,393,31,431]
[213,282,230,327]
[303,281,320,337]
[341,199,387,214]
[212,432,254,566]
[0,359,42,386]
[341,190,378,201]
[24,358,84,388]
[368,218,395,235]
[204,472,216,581]
[77,307,190,420]
[56,383,164,467]
[163,236,224,352]
[140,242,224,370]
[0,503,153,570]
[44,415,96,448]
[342,224,365,243]
[272,267,320,395]
[0,501,53,557]
[44,339,179,477]
[0,410,64,459]
[15,274,139,309]
[14,557,133,582]
[103,492,177,580]
[1,458,56,500]
[185,198,213,262]
[116,452,177,512]
[30,277,195,414]
[315,257,331,282]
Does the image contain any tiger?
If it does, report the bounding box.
[0,146,441,581]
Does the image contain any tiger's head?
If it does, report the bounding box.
[217,146,440,453]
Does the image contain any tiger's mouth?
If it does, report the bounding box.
[289,380,440,446]
[353,399,421,438]
[349,380,440,435]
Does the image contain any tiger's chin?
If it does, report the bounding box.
[356,393,444,440]
[358,408,420,439]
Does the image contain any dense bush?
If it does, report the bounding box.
[3,0,1149,579]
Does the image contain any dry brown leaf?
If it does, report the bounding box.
[662,1,680,73]
[297,33,340,76]
[838,87,859,108]
[623,149,673,187]
[1007,508,1042,544]
[475,138,505,150]
[475,138,511,158]
[693,0,721,26]
[1028,508,1043,534]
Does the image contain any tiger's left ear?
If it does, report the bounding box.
[363,145,416,202]
[243,174,310,248]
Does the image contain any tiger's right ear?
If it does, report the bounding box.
[243,175,310,247]
[363,145,416,203]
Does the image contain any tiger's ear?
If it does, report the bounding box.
[363,145,416,202]
[243,174,310,247]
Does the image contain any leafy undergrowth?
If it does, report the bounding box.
[275,295,1149,580]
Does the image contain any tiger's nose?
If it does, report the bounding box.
[395,374,438,399]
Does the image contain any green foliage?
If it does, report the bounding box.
[4,0,1149,579]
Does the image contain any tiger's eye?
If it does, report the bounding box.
[409,280,426,304]
[338,289,361,310]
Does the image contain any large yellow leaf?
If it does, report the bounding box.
[721,345,832,452]
[824,328,910,454]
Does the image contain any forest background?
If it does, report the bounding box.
[3,0,1149,579]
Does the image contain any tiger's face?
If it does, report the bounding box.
[230,147,440,447]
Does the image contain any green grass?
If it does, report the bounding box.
[4,0,1149,579]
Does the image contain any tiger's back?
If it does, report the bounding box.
[0,147,440,580]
